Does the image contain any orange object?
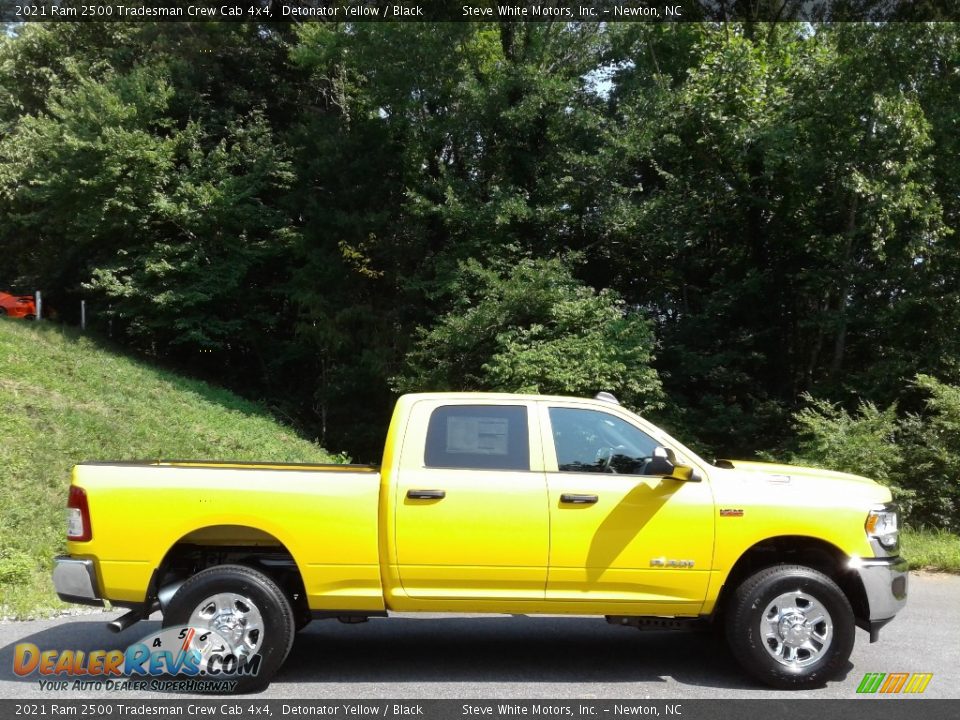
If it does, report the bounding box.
[0,291,36,319]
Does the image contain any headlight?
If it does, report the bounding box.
[865,503,899,551]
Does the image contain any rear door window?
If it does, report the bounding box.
[425,405,530,471]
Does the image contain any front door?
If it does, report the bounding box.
[542,403,715,614]
[395,401,549,601]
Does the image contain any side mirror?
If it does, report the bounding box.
[645,446,676,475]
[657,446,677,464]
[665,464,703,483]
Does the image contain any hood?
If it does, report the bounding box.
[716,459,882,488]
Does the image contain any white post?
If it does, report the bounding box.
[35,291,42,321]
[81,300,87,330]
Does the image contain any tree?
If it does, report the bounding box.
[588,24,951,455]
[788,374,960,532]
[285,22,613,456]
[2,22,959,471]
[393,257,663,412]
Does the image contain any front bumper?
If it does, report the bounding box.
[853,555,909,642]
[52,556,103,607]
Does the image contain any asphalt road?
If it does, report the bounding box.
[1,572,957,700]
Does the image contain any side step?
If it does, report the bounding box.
[606,615,708,632]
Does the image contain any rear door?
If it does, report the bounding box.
[394,400,549,600]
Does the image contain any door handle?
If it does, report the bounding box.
[560,493,598,505]
[407,489,446,500]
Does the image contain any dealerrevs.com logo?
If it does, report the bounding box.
[856,672,934,694]
[13,626,261,693]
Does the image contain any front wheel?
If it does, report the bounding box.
[726,564,855,689]
[162,564,295,693]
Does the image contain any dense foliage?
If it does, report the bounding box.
[1,22,958,525]
[789,375,960,532]
[393,257,663,410]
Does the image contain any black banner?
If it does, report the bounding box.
[3,700,960,720]
[2,0,960,24]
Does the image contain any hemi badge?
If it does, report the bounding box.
[720,508,744,517]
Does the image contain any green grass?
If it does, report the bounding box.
[0,319,336,618]
[901,527,960,573]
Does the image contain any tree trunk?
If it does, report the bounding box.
[830,195,859,377]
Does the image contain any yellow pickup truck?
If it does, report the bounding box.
[53,392,907,691]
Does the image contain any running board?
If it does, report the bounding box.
[606,615,708,631]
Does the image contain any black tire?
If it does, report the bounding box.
[726,564,855,689]
[0,307,6,316]
[162,564,295,693]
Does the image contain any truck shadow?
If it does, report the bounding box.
[280,615,831,691]
[0,614,853,693]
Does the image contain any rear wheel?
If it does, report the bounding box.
[726,564,854,689]
[163,564,295,693]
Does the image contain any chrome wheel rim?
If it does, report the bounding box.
[188,592,264,659]
[760,590,833,669]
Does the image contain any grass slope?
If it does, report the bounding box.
[0,319,336,617]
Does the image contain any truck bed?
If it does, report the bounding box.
[80,459,380,472]
[69,460,385,611]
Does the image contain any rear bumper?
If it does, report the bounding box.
[853,556,908,641]
[52,556,103,607]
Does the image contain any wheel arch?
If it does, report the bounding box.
[150,524,309,620]
[715,535,869,624]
